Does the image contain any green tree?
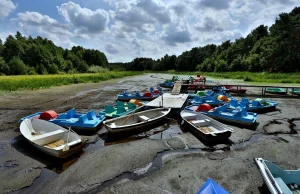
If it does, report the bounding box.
[8,57,27,75]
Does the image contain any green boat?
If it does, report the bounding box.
[265,87,287,95]
[289,88,300,96]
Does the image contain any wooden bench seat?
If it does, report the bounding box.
[138,115,150,121]
[31,129,65,145]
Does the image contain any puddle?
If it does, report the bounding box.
[85,119,183,153]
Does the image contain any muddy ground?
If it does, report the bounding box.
[1,73,300,194]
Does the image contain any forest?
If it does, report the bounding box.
[0,33,108,75]
[0,7,299,75]
[112,7,300,73]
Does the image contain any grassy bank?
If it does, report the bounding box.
[0,71,142,91]
[158,71,300,84]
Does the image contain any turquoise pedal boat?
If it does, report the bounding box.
[255,158,300,194]
[99,101,145,118]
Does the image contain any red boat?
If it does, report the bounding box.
[225,85,247,94]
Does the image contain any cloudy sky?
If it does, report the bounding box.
[0,0,299,62]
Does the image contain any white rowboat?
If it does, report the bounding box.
[20,118,86,158]
[103,108,171,134]
[181,110,234,141]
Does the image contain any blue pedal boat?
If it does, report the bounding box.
[149,87,163,95]
[117,91,160,101]
[99,101,145,118]
[19,108,105,131]
[198,178,229,194]
[255,158,300,194]
[189,96,227,107]
[228,98,278,113]
[185,104,258,127]
[159,81,174,88]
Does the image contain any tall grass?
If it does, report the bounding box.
[0,71,142,91]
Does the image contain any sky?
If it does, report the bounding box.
[0,0,299,62]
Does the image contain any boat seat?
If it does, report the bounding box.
[31,129,65,145]
[138,115,149,121]
[191,119,208,127]
[274,177,293,194]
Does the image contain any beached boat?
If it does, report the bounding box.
[20,118,86,158]
[228,98,278,112]
[255,158,300,194]
[99,100,145,118]
[198,178,229,194]
[19,108,105,131]
[185,104,258,127]
[149,87,163,95]
[265,87,287,95]
[159,81,174,88]
[103,107,171,134]
[289,88,300,96]
[181,110,233,141]
[117,91,159,101]
[189,96,227,107]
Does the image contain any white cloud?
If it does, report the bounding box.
[57,2,109,34]
[105,43,119,54]
[0,0,16,20]
[11,11,75,48]
[5,0,299,62]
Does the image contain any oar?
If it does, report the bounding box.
[62,126,71,151]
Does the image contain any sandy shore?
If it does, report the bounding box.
[0,73,300,194]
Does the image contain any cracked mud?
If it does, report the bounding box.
[0,73,300,194]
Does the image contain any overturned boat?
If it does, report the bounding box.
[20,118,86,158]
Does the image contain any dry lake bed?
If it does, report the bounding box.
[1,73,300,194]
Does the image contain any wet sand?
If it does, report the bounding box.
[1,73,300,194]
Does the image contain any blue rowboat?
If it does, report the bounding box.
[117,91,160,101]
[228,98,278,113]
[198,178,229,194]
[99,101,145,118]
[255,158,300,194]
[19,108,105,131]
[185,104,257,127]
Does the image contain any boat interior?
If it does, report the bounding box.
[23,119,81,150]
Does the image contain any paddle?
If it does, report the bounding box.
[62,126,71,151]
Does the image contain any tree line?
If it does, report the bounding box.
[0,32,107,75]
[111,7,300,73]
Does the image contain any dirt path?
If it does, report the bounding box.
[1,73,300,194]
